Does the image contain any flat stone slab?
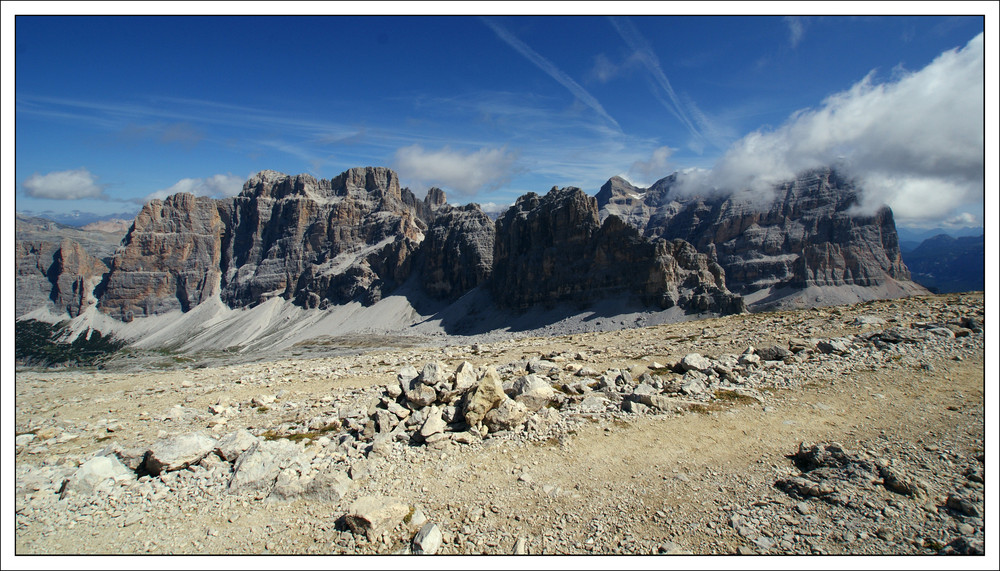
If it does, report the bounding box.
[145,432,218,475]
[345,496,411,540]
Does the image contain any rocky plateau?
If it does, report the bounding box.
[12,292,989,560]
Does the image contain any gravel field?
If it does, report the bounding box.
[9,292,993,568]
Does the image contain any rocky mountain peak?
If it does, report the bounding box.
[99,192,226,321]
[425,187,447,209]
[492,185,740,313]
[329,166,402,202]
[16,164,925,327]
[595,176,641,204]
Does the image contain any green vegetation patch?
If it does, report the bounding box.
[714,390,760,406]
[261,422,341,442]
[15,319,126,367]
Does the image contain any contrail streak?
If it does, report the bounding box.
[482,17,622,133]
[609,16,708,148]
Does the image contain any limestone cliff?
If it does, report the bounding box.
[98,193,226,321]
[15,214,121,318]
[220,167,424,308]
[419,202,496,300]
[492,186,743,313]
[17,165,923,327]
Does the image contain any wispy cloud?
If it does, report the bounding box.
[22,168,108,200]
[587,52,639,84]
[392,145,519,197]
[117,121,204,149]
[784,16,807,48]
[142,173,246,203]
[628,146,674,184]
[481,17,622,132]
[675,33,985,227]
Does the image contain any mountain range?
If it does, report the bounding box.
[15,166,930,352]
[900,234,985,294]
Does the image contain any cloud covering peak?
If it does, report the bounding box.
[675,32,984,227]
[393,144,519,197]
[142,173,246,203]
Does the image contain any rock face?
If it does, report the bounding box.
[221,168,424,309]
[50,240,111,318]
[17,165,924,328]
[598,168,916,297]
[15,214,122,318]
[15,239,110,318]
[16,241,63,317]
[492,186,743,313]
[98,193,226,321]
[419,203,495,299]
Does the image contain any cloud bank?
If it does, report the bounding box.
[22,168,108,200]
[143,173,246,203]
[393,145,519,197]
[675,33,984,227]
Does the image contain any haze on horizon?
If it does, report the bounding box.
[9,11,991,232]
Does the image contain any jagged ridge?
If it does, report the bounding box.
[18,166,925,329]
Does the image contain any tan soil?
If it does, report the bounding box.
[11,292,990,561]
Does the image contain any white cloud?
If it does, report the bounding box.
[393,145,519,197]
[475,201,512,217]
[22,168,107,200]
[144,173,246,202]
[943,212,979,228]
[628,146,674,183]
[675,33,984,226]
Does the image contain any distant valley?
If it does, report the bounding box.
[900,234,985,294]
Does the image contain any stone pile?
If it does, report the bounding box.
[358,360,561,449]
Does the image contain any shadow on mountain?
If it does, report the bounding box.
[400,278,697,339]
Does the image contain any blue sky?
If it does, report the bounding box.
[8,7,992,230]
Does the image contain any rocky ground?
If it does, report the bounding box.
[10,292,991,562]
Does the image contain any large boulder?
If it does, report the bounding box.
[679,353,714,373]
[227,439,302,494]
[144,432,218,475]
[484,398,529,432]
[398,365,437,408]
[214,429,260,463]
[453,361,479,392]
[463,366,506,427]
[511,374,556,412]
[345,496,411,540]
[63,456,133,496]
[412,522,444,554]
[419,405,447,438]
